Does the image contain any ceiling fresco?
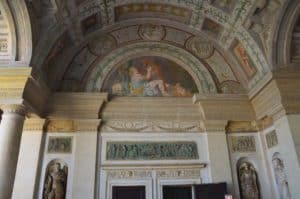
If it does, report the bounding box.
[102,56,198,97]
[24,0,288,93]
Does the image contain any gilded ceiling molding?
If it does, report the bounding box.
[84,42,218,94]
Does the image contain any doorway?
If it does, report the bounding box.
[163,185,192,199]
[112,186,146,199]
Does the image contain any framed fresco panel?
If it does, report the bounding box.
[102,56,198,97]
[233,42,257,79]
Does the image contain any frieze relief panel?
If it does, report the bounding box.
[157,169,201,178]
[107,170,152,179]
[266,130,278,149]
[230,136,256,153]
[47,136,73,154]
[101,120,205,133]
[106,168,202,179]
[106,142,199,160]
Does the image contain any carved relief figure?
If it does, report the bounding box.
[238,162,260,199]
[139,24,165,41]
[272,154,291,199]
[43,160,68,199]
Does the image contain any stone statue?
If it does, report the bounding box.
[43,161,68,199]
[272,157,291,199]
[238,162,260,199]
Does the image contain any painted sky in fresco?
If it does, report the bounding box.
[102,56,198,97]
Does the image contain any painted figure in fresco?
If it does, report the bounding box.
[235,44,256,77]
[106,57,197,97]
[43,162,68,199]
[272,157,291,199]
[128,60,169,96]
[239,162,260,199]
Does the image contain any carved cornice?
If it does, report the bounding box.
[46,119,101,132]
[23,118,47,131]
[0,67,31,103]
[226,121,259,133]
[204,120,228,132]
[49,92,108,119]
[193,94,255,121]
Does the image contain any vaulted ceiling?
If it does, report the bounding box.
[1,0,299,95]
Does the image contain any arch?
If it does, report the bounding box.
[84,42,218,94]
[274,1,300,68]
[0,0,32,65]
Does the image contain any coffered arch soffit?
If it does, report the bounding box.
[28,0,291,92]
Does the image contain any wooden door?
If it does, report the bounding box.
[163,185,192,199]
[112,186,146,199]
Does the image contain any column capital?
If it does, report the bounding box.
[0,104,27,116]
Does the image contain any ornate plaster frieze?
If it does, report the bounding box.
[107,170,152,179]
[85,42,217,94]
[46,119,101,133]
[101,120,205,133]
[157,168,201,178]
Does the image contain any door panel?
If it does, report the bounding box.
[163,186,192,199]
[112,186,146,199]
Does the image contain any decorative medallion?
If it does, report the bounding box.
[266,131,278,149]
[186,36,214,59]
[138,24,166,41]
[88,34,117,56]
[106,142,199,160]
[47,136,73,154]
[231,136,256,153]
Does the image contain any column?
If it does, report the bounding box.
[0,104,26,199]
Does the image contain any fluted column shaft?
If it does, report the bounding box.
[0,105,26,199]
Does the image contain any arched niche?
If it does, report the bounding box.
[236,158,261,199]
[272,152,291,199]
[84,42,218,94]
[43,159,68,199]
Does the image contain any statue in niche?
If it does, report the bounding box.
[43,160,68,199]
[238,162,260,199]
[272,155,291,199]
